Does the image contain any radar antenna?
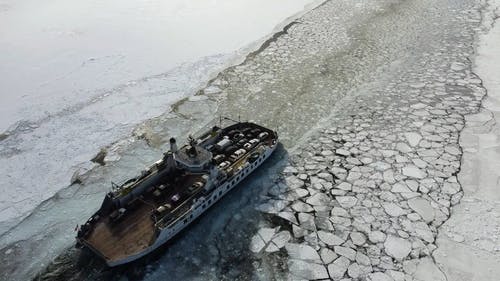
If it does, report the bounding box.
[187,135,198,157]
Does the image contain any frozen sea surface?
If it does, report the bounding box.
[0,0,321,131]
[0,0,320,232]
[0,0,487,280]
[433,0,500,279]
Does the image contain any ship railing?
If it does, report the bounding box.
[188,116,242,141]
[80,239,111,261]
[154,185,202,228]
[109,157,169,198]
[155,203,192,228]
[227,143,265,169]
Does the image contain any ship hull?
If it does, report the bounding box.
[101,142,277,267]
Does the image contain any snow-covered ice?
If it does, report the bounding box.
[1,0,497,280]
[0,0,320,233]
[433,0,500,279]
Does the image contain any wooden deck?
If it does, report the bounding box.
[84,202,156,262]
[83,174,204,262]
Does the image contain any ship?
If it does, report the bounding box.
[76,121,278,266]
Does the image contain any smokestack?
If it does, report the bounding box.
[169,137,177,153]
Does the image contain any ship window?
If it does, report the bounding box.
[190,214,193,219]
[203,204,206,208]
[183,219,187,224]
[219,191,222,196]
[208,199,212,203]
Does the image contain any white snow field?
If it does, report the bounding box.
[434,0,500,279]
[0,0,321,233]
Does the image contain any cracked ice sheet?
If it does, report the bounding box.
[433,0,500,280]
[0,0,322,232]
[0,0,322,131]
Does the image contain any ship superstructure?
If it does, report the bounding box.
[76,121,278,266]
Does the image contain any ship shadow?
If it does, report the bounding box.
[35,143,290,281]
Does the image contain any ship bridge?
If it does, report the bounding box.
[174,145,212,172]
